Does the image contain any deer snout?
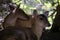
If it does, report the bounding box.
[45,21,51,27]
[48,23,51,27]
[46,22,51,27]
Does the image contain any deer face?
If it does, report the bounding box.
[37,14,50,27]
[32,14,51,34]
[32,10,50,28]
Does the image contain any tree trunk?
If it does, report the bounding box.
[51,5,60,32]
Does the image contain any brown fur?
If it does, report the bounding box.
[0,27,37,40]
[3,4,33,29]
[15,10,50,40]
[31,10,50,40]
[15,15,33,28]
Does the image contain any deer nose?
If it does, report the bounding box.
[48,23,51,27]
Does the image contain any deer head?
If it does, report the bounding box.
[31,9,50,40]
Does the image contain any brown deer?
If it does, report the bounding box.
[3,3,50,40]
[3,3,33,29]
[32,10,50,40]
[16,10,50,40]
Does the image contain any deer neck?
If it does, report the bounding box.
[31,20,44,40]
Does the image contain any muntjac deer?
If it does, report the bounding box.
[3,3,32,29]
[16,10,50,40]
[32,10,50,40]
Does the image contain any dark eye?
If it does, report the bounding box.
[40,17,43,20]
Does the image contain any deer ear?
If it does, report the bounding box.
[9,3,15,10]
[43,11,49,17]
[32,10,38,18]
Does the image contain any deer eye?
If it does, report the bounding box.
[40,17,43,20]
